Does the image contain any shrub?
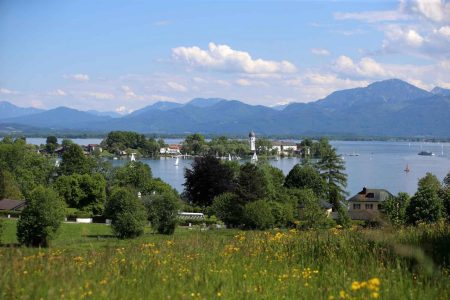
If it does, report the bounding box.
[268,201,294,228]
[105,187,147,239]
[243,200,275,230]
[210,193,244,227]
[16,186,66,247]
[406,187,444,225]
[144,193,180,235]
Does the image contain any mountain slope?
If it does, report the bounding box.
[0,101,44,119]
[431,87,450,97]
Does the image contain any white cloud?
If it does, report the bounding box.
[115,106,133,114]
[154,20,170,26]
[86,92,114,100]
[49,89,67,96]
[0,87,18,94]
[192,77,207,83]
[334,10,408,23]
[172,42,297,74]
[334,55,389,78]
[64,73,90,81]
[401,0,450,22]
[236,79,252,86]
[311,48,331,56]
[167,81,188,92]
[121,85,138,99]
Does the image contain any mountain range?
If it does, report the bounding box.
[1,79,450,137]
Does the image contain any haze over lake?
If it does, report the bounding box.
[26,138,450,196]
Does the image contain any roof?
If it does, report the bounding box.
[299,199,333,210]
[0,199,27,211]
[271,141,297,147]
[249,131,256,137]
[348,187,393,202]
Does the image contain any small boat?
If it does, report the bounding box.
[404,164,410,173]
[347,152,360,157]
[174,156,179,166]
[113,157,118,160]
[228,154,232,161]
[130,153,136,161]
[418,151,435,156]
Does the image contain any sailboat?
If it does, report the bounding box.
[228,154,232,161]
[130,153,136,162]
[251,152,258,163]
[174,156,179,166]
[404,164,410,173]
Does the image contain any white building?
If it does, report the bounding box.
[271,141,298,155]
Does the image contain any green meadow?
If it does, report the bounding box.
[1,220,449,300]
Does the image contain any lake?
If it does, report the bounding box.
[25,138,450,196]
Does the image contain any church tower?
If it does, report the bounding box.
[249,131,256,152]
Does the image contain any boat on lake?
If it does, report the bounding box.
[404,164,410,173]
[418,151,435,156]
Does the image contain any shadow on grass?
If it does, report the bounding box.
[0,243,21,248]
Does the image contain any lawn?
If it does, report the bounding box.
[1,219,449,299]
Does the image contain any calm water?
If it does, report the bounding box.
[23,138,450,196]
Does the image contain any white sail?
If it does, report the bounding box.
[130,153,136,161]
[228,154,232,161]
[174,156,179,166]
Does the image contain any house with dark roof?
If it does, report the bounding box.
[0,199,27,211]
[347,187,393,220]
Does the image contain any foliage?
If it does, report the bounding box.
[243,200,275,230]
[0,218,4,244]
[59,143,95,175]
[105,187,147,239]
[335,203,351,228]
[112,161,153,192]
[268,200,294,228]
[444,171,450,188]
[383,192,410,226]
[237,163,270,203]
[144,193,180,235]
[207,136,249,157]
[184,156,236,207]
[210,193,244,227]
[16,186,66,247]
[255,138,275,156]
[317,147,348,209]
[406,186,443,225]
[181,133,208,155]
[0,169,24,200]
[297,191,332,229]
[418,172,442,194]
[53,173,107,215]
[102,131,161,157]
[45,136,58,154]
[284,163,325,197]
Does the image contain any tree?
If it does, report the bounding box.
[383,192,410,226]
[284,164,325,197]
[105,187,147,239]
[144,192,180,235]
[17,186,66,247]
[300,197,332,230]
[317,147,348,209]
[53,173,107,215]
[59,143,94,175]
[112,161,153,192]
[268,200,294,228]
[0,169,23,200]
[237,163,270,203]
[406,186,443,225]
[45,136,58,154]
[444,171,450,188]
[418,172,442,193]
[210,193,244,227]
[243,200,275,230]
[184,156,236,207]
[181,133,208,155]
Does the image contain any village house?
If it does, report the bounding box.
[160,144,182,155]
[271,141,297,155]
[86,144,102,153]
[347,187,393,220]
[0,198,27,212]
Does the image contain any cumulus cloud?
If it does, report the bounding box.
[64,73,90,81]
[0,87,18,94]
[172,42,297,74]
[167,81,188,92]
[401,0,450,22]
[86,92,114,100]
[311,48,331,56]
[334,56,389,78]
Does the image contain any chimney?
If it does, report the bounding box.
[362,187,367,194]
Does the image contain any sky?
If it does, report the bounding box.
[0,0,450,114]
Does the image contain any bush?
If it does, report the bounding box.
[268,201,294,228]
[16,186,66,247]
[243,200,275,230]
[210,193,244,227]
[144,193,180,235]
[105,187,147,239]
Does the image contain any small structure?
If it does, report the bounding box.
[347,187,393,220]
[86,144,102,153]
[0,199,26,211]
[178,212,205,220]
[160,144,182,155]
[271,141,298,155]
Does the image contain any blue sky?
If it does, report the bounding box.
[1,0,449,113]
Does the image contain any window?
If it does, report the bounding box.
[365,204,373,209]
[377,204,382,210]
[353,204,361,209]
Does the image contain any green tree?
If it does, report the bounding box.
[418,172,442,193]
[237,163,271,203]
[444,171,450,188]
[105,187,147,239]
[184,156,236,207]
[383,192,410,226]
[53,173,107,215]
[59,143,94,175]
[144,192,180,234]
[406,186,443,225]
[0,169,23,199]
[299,197,332,230]
[112,161,153,192]
[243,200,275,230]
[268,200,294,228]
[181,133,208,155]
[284,164,325,197]
[210,193,244,227]
[17,186,66,247]
[45,136,58,154]
[317,147,348,209]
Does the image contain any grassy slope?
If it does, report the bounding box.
[1,219,449,299]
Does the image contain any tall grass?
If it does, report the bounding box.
[0,220,449,299]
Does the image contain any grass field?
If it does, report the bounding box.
[1,219,449,299]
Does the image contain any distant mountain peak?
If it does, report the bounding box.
[431,86,450,96]
[186,98,225,108]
